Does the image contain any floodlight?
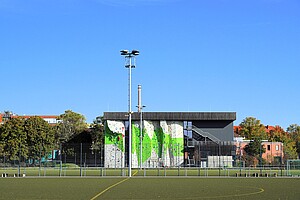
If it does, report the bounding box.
[120,49,140,177]
[131,50,139,55]
[120,50,129,55]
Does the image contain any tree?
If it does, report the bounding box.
[243,138,266,166]
[282,137,298,161]
[24,116,55,163]
[89,116,104,152]
[268,125,286,142]
[0,118,27,161]
[239,117,267,140]
[55,110,87,144]
[265,125,297,161]
[287,124,300,158]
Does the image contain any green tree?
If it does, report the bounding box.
[0,118,27,161]
[239,117,267,140]
[89,116,104,152]
[266,125,297,161]
[268,125,285,142]
[282,137,298,161]
[286,124,300,158]
[24,116,55,163]
[56,110,87,143]
[243,138,266,166]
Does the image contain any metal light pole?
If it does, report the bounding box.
[260,142,263,175]
[121,49,139,177]
[240,144,243,170]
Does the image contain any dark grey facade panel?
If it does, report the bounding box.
[193,120,233,129]
[200,122,234,141]
[103,112,236,121]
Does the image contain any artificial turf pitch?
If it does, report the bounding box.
[0,177,299,199]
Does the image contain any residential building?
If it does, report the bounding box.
[0,112,59,126]
[234,125,284,165]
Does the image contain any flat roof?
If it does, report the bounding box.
[103,112,236,121]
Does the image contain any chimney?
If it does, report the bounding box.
[138,85,142,112]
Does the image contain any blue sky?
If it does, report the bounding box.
[0,0,299,128]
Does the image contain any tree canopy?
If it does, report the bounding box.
[0,118,27,160]
[243,138,266,165]
[89,117,104,151]
[286,124,300,158]
[25,116,55,162]
[56,110,87,144]
[0,116,55,162]
[239,117,267,140]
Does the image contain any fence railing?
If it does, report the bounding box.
[1,143,298,177]
[1,166,298,177]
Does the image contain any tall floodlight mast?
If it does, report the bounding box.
[120,49,139,177]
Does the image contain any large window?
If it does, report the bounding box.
[184,121,192,138]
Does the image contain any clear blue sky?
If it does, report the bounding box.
[1,0,299,129]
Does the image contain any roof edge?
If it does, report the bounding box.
[103,112,236,121]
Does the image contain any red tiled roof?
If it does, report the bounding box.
[265,125,275,133]
[11,115,58,119]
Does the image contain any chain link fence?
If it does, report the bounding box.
[0,143,298,177]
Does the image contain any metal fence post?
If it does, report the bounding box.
[64,154,67,176]
[39,146,42,177]
[94,150,97,167]
[218,142,221,176]
[80,143,82,177]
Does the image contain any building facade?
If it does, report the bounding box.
[0,112,59,125]
[103,112,236,168]
[235,141,284,165]
[234,125,284,165]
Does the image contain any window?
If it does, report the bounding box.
[275,145,279,151]
[267,145,270,151]
[184,130,192,138]
[187,121,192,129]
[183,121,192,130]
[183,121,192,138]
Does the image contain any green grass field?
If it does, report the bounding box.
[0,177,299,199]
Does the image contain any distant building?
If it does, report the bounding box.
[0,111,15,124]
[234,125,284,165]
[235,140,283,165]
[0,112,59,126]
